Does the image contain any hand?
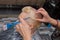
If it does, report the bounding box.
[16,17,32,40]
[36,8,52,23]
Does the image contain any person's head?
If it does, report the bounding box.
[19,6,42,33]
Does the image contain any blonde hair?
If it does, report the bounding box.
[20,6,42,32]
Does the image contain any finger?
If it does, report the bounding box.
[36,11,46,16]
[18,23,23,35]
[16,25,20,32]
[19,17,28,26]
[18,12,26,19]
[19,23,27,36]
[37,8,45,11]
[37,8,47,14]
[16,24,23,36]
[19,23,31,34]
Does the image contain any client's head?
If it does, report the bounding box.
[19,6,42,33]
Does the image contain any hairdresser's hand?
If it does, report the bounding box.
[16,17,32,40]
[36,8,52,23]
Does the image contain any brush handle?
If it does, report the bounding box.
[6,17,30,29]
[6,21,20,29]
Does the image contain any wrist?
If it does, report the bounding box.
[23,34,32,40]
[23,35,32,40]
[24,37,31,40]
[49,18,57,26]
[48,18,53,23]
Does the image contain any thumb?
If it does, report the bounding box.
[35,19,44,22]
